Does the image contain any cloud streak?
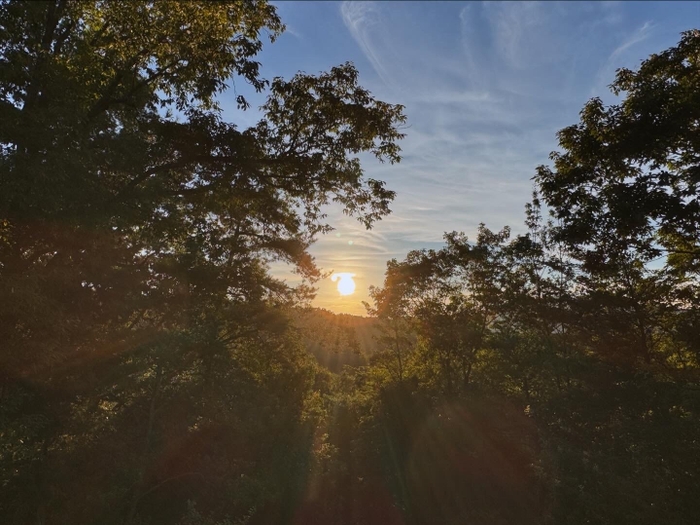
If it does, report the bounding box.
[593,21,654,94]
[340,2,394,87]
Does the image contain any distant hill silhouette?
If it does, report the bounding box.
[292,308,379,373]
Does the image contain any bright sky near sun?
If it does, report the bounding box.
[220,1,699,315]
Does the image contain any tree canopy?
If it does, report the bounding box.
[0,1,406,522]
[536,30,700,274]
[360,30,700,525]
[0,0,406,377]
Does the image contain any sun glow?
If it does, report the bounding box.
[331,273,356,296]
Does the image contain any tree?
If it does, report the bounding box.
[366,224,515,396]
[0,0,405,377]
[0,1,406,522]
[532,31,700,523]
[536,30,700,275]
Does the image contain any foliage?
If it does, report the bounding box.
[0,1,404,523]
[360,31,700,525]
[535,29,700,274]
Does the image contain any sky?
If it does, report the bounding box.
[219,1,700,316]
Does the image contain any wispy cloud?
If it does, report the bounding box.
[284,24,302,39]
[484,2,551,69]
[614,21,654,59]
[340,1,394,87]
[593,21,654,94]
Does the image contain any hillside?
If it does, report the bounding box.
[292,308,380,373]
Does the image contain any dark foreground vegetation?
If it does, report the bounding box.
[1,2,699,523]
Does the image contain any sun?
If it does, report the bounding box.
[331,273,356,296]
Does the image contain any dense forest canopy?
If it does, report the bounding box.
[1,1,699,524]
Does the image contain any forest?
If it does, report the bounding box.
[1,1,699,524]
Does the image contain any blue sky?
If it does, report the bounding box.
[220,1,699,315]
